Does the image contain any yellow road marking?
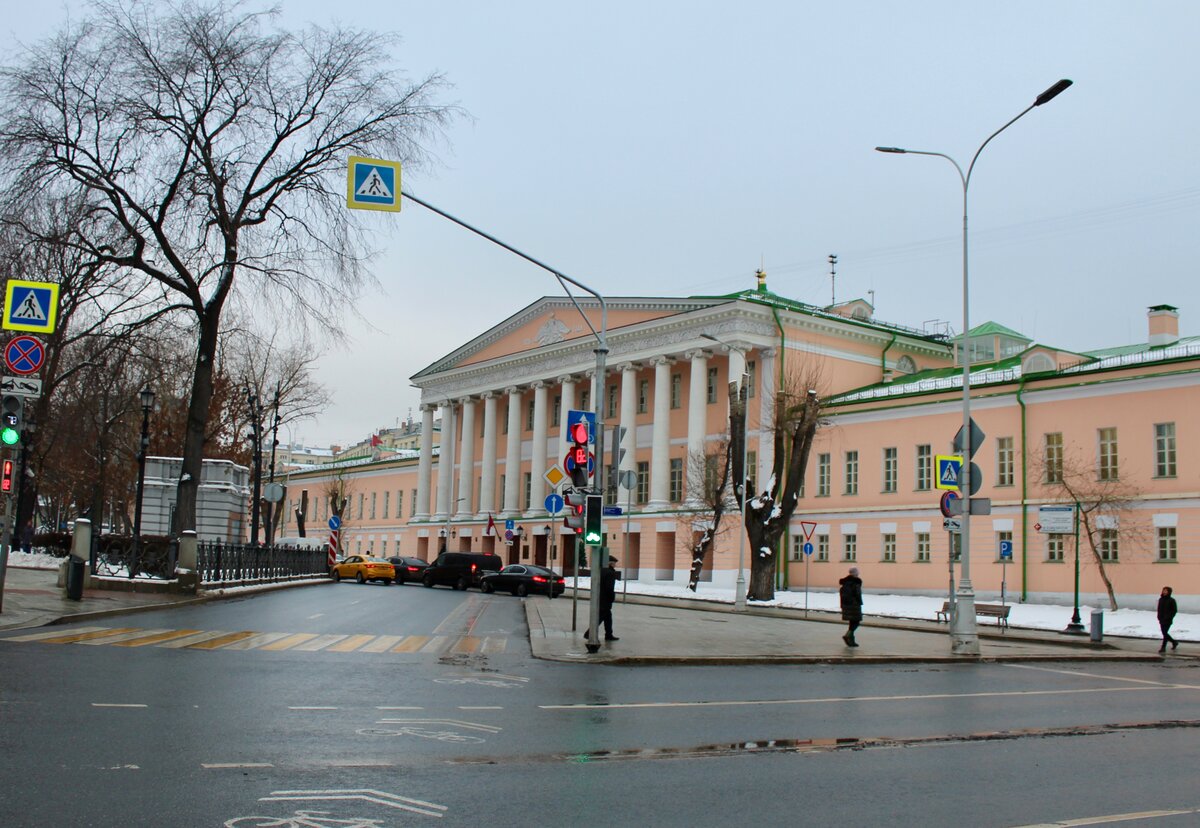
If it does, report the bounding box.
[451,636,482,654]
[258,633,319,651]
[188,631,261,650]
[2,626,109,642]
[360,635,404,653]
[78,628,173,646]
[328,635,376,652]
[113,629,204,647]
[292,634,349,652]
[36,627,141,644]
[392,635,430,653]
[219,632,292,650]
[156,630,236,648]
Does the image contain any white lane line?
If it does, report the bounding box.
[202,762,274,769]
[540,685,1179,711]
[92,703,148,708]
[1011,805,1200,826]
[289,706,338,711]
[1004,663,1200,689]
[308,614,325,619]
[261,789,447,818]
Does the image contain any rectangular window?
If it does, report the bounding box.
[746,451,758,494]
[580,389,590,412]
[395,490,403,519]
[915,532,931,562]
[1099,427,1119,481]
[383,491,390,519]
[670,374,682,409]
[881,533,896,562]
[607,385,618,419]
[669,458,683,502]
[1045,433,1063,483]
[526,400,535,432]
[638,380,649,414]
[356,493,363,520]
[480,413,485,438]
[552,395,561,426]
[996,530,1012,561]
[842,534,857,562]
[844,451,859,495]
[1099,528,1119,562]
[816,534,829,562]
[370,493,377,520]
[817,453,831,497]
[882,447,897,493]
[1154,423,1177,478]
[706,367,718,404]
[746,360,756,398]
[790,535,803,562]
[915,444,932,491]
[1046,534,1065,562]
[1157,527,1177,562]
[410,489,417,517]
[996,437,1014,486]
[502,406,509,434]
[523,472,532,510]
[636,461,650,505]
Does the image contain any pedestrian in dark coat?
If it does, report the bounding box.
[1157,586,1179,653]
[839,567,863,647]
[586,555,621,643]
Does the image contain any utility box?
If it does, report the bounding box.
[1090,609,1104,642]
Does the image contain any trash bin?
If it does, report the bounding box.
[65,557,85,601]
[1090,609,1103,642]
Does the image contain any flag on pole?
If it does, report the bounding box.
[370,434,382,447]
[486,513,497,536]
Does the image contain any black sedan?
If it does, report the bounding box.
[387,556,430,585]
[480,564,565,597]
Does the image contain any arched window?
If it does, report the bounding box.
[895,355,917,375]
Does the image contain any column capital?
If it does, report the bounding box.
[649,355,675,367]
[480,390,496,400]
[457,395,475,405]
[505,386,521,396]
[556,375,576,385]
[684,349,711,361]
[615,361,639,374]
[707,339,753,355]
[759,347,777,358]
[419,403,437,413]
[531,379,546,390]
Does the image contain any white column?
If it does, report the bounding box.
[727,346,747,392]
[415,404,434,520]
[557,376,576,459]
[455,397,476,518]
[686,350,709,503]
[618,362,638,489]
[502,387,522,517]
[434,401,455,520]
[648,357,672,510]
[478,393,498,518]
[757,347,776,492]
[526,381,548,516]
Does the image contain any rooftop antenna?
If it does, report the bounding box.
[867,288,875,309]
[828,254,838,305]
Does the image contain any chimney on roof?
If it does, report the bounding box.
[1148,304,1179,347]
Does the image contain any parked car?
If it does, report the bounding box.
[330,555,395,585]
[421,551,503,591]
[480,564,565,597]
[387,556,430,585]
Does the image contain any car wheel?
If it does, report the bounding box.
[396,574,406,585]
[356,572,365,584]
[482,581,494,594]
[383,578,392,585]
[422,574,434,588]
[516,583,529,597]
[332,570,341,582]
[454,576,468,591]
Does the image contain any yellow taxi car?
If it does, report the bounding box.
[330,555,395,585]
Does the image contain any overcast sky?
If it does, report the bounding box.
[5,2,1197,447]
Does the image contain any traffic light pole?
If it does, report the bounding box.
[0,445,20,612]
[400,189,611,655]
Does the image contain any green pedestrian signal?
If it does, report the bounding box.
[584,494,603,547]
[1,395,22,445]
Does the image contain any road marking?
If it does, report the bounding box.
[377,706,424,710]
[92,703,147,708]
[187,631,261,650]
[459,706,503,710]
[307,613,325,619]
[77,628,173,645]
[540,685,1181,711]
[450,635,482,654]
[113,629,206,647]
[202,762,274,769]
[291,634,349,652]
[328,634,376,652]
[360,634,404,652]
[1011,806,1200,826]
[289,706,339,711]
[34,627,143,644]
[258,633,320,651]
[155,630,236,648]
[377,718,502,733]
[1,626,109,642]
[1005,663,1200,689]
[259,788,447,818]
[219,631,292,650]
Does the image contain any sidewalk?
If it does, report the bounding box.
[525,590,1178,664]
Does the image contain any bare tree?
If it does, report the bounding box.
[684,439,733,591]
[0,0,456,535]
[1032,447,1145,610]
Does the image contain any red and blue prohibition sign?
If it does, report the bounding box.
[4,335,45,375]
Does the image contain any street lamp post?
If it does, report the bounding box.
[131,386,155,579]
[877,79,1071,656]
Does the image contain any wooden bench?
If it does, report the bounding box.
[936,601,1010,630]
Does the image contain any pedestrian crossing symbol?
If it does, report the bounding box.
[3,279,59,334]
[935,454,963,491]
[346,155,402,212]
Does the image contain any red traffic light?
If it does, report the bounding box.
[1,459,12,493]
[569,421,589,444]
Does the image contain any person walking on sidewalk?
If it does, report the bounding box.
[586,555,621,642]
[1157,586,1179,653]
[839,566,863,647]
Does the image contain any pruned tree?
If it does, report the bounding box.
[684,439,733,591]
[0,0,456,535]
[1033,447,1145,610]
[730,366,823,601]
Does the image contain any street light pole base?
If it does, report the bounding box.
[734,575,748,612]
[1061,623,1087,636]
[949,586,981,656]
[585,642,601,654]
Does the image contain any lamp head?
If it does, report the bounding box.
[875,146,907,154]
[1035,79,1072,106]
[139,387,155,411]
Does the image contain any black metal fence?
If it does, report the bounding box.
[197,541,328,587]
[91,534,176,580]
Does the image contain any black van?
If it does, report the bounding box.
[421,551,503,591]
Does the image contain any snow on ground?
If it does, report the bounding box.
[8,550,1190,641]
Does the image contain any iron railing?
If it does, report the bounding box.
[90,534,176,580]
[197,541,328,587]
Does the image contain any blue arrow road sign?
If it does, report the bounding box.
[566,409,596,443]
[803,542,814,556]
[328,515,341,531]
[544,493,564,515]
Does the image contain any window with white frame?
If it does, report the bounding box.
[706,367,718,404]
[523,472,532,510]
[552,395,561,425]
[1098,427,1119,481]
[1046,534,1065,562]
[670,374,681,409]
[950,532,961,562]
[1154,423,1177,478]
[383,491,390,519]
[580,389,590,411]
[881,533,896,562]
[669,458,683,502]
[916,444,932,491]
[817,453,831,496]
[370,493,377,520]
[816,534,829,562]
[746,451,757,493]
[607,385,618,419]
[995,530,1012,561]
[1044,433,1063,483]
[1157,527,1177,562]
[915,532,930,562]
[502,405,509,434]
[842,534,857,562]
[844,451,858,495]
[636,380,648,414]
[790,535,803,562]
[1099,528,1119,562]
[636,461,650,504]
[996,437,1014,486]
[526,400,536,431]
[357,494,363,519]
[882,448,897,493]
[410,489,416,517]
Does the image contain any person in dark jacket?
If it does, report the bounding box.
[586,555,621,642]
[1157,586,1179,653]
[839,567,863,647]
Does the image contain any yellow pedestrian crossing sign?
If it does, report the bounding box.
[935,455,963,491]
[346,156,401,212]
[3,280,59,334]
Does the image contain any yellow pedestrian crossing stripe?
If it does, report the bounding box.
[0,625,508,655]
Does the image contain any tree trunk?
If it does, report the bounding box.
[1079,512,1119,610]
[173,307,221,535]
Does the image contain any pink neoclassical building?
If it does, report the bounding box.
[281,283,1197,611]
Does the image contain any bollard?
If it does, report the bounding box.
[65,518,93,601]
[1090,609,1104,642]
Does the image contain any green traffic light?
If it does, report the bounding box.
[584,530,601,544]
[0,427,18,445]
